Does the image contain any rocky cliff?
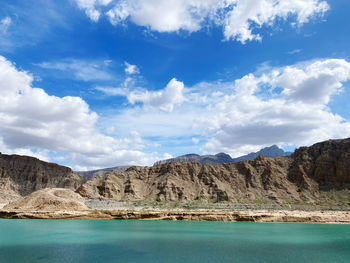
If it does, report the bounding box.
[0,153,85,202]
[77,156,297,203]
[77,138,350,206]
[289,138,350,191]
[1,138,350,207]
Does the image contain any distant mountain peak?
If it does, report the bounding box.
[153,145,292,165]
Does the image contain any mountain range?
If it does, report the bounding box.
[76,145,291,178]
[154,145,292,165]
[1,138,349,207]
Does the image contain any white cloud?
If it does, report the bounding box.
[72,150,159,171]
[95,62,140,98]
[106,0,220,32]
[3,55,350,169]
[75,0,112,21]
[106,104,201,139]
[0,16,12,34]
[192,137,200,144]
[124,61,139,75]
[275,59,350,104]
[105,58,350,158]
[127,78,185,112]
[200,59,350,155]
[97,76,185,112]
[76,0,329,43]
[288,49,302,54]
[0,56,162,169]
[36,59,113,81]
[222,0,329,43]
[96,86,130,96]
[162,153,173,159]
[0,137,50,162]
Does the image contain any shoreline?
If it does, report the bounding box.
[1,209,350,224]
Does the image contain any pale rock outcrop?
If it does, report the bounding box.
[4,188,88,211]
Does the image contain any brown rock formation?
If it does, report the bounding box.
[1,138,350,208]
[289,138,350,189]
[76,156,297,203]
[0,153,86,203]
[77,138,350,206]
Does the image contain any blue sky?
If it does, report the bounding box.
[0,0,350,170]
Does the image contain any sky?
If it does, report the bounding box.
[0,0,350,170]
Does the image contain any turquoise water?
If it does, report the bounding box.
[0,220,350,262]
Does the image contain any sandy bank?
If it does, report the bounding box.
[0,209,349,224]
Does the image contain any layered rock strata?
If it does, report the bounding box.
[77,138,350,206]
[0,153,85,202]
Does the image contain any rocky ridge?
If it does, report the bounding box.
[1,138,350,210]
[77,156,298,203]
[77,138,350,206]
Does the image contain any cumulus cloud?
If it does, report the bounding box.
[3,54,350,168]
[98,76,185,112]
[0,16,11,34]
[106,58,350,158]
[200,59,350,155]
[0,56,161,169]
[274,59,350,104]
[76,0,329,43]
[106,0,219,32]
[127,78,185,112]
[222,0,329,42]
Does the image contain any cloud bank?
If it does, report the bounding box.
[0,56,162,170]
[199,59,350,155]
[108,58,350,157]
[2,55,350,168]
[75,0,329,43]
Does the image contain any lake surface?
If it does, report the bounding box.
[0,219,350,263]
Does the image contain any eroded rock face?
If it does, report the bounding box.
[77,139,350,205]
[77,156,301,203]
[1,138,350,207]
[0,153,86,201]
[289,138,350,190]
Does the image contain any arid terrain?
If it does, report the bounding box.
[1,138,350,222]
